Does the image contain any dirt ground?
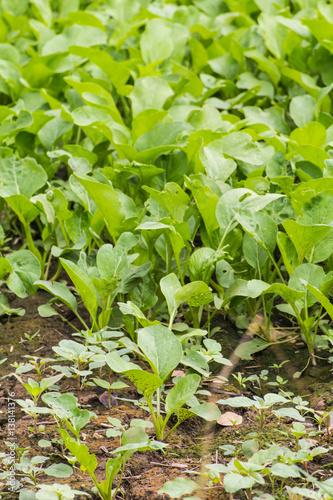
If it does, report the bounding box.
[0,292,332,499]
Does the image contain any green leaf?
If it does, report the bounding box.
[140,19,187,64]
[217,396,254,407]
[105,351,139,373]
[158,477,199,498]
[188,248,215,282]
[118,301,158,328]
[258,12,287,58]
[211,133,274,166]
[302,282,333,322]
[237,72,274,99]
[160,273,182,316]
[97,233,138,280]
[121,426,148,446]
[68,47,130,89]
[236,210,277,253]
[130,77,173,117]
[224,473,257,493]
[34,280,78,313]
[181,350,210,377]
[270,463,300,478]
[5,195,40,225]
[59,429,97,476]
[165,374,201,418]
[289,95,316,128]
[143,183,190,222]
[200,144,237,182]
[174,281,212,309]
[277,232,298,277]
[282,220,330,264]
[60,258,99,324]
[40,373,63,390]
[273,408,305,422]
[137,325,182,382]
[43,463,73,478]
[185,176,220,241]
[0,148,47,198]
[74,173,127,243]
[290,122,326,149]
[124,369,163,398]
[189,403,221,421]
[234,338,270,360]
[42,26,107,56]
[7,250,40,295]
[247,280,305,305]
[289,264,326,308]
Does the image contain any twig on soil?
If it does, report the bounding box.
[149,462,188,468]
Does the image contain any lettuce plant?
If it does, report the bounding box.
[35,233,150,333]
[107,325,221,441]
[59,424,166,500]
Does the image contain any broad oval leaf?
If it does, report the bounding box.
[158,477,199,498]
[189,403,221,421]
[174,281,212,309]
[34,280,78,313]
[124,369,163,398]
[160,273,182,316]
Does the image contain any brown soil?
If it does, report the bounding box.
[0,293,332,499]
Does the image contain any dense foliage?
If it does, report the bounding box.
[1,0,333,498]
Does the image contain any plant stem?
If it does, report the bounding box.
[163,420,182,441]
[112,461,126,500]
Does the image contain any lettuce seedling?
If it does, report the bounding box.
[107,325,220,441]
[60,424,166,500]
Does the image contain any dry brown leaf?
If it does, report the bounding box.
[172,370,185,378]
[99,391,118,409]
[217,411,242,427]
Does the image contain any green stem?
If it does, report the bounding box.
[168,309,177,330]
[269,256,282,283]
[163,419,182,441]
[112,461,126,500]
[24,222,42,269]
[202,308,218,331]
[267,249,285,284]
[176,256,184,285]
[156,387,161,425]
[58,219,70,248]
[145,396,158,436]
[181,251,191,283]
[217,219,235,251]
[44,251,52,281]
[166,241,172,275]
[50,260,62,282]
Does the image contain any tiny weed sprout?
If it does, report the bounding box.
[14,373,63,432]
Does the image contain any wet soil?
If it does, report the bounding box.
[0,293,332,499]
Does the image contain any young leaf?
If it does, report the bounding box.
[160,273,182,316]
[34,280,78,313]
[174,281,212,309]
[124,369,163,398]
[137,325,182,382]
[302,282,333,322]
[189,403,221,421]
[165,374,200,418]
[158,477,199,498]
[60,258,99,325]
[59,429,98,475]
